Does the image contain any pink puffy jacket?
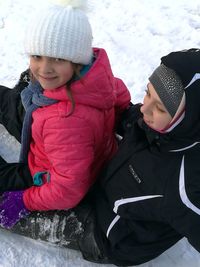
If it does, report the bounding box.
[23,48,131,211]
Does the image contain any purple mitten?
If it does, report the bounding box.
[0,190,30,229]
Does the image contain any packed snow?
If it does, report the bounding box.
[0,0,200,266]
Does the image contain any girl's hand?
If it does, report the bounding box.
[0,190,30,229]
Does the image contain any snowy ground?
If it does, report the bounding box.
[1,0,200,266]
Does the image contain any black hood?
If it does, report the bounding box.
[168,80,200,143]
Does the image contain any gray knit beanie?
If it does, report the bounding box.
[149,64,184,117]
[24,0,93,65]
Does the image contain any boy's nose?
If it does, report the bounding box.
[141,101,152,115]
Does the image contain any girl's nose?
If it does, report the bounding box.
[40,59,53,73]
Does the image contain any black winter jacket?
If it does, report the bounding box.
[94,89,200,266]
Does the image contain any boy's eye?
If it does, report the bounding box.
[145,89,150,97]
[156,105,166,113]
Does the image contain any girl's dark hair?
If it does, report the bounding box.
[29,62,83,117]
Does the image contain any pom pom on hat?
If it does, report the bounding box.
[50,0,88,9]
[24,0,93,64]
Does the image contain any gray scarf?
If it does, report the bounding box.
[19,82,58,163]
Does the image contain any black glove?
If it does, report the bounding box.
[13,69,30,93]
[117,103,142,136]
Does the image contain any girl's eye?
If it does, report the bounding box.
[31,55,41,60]
[54,58,65,62]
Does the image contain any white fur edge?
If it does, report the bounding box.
[49,0,88,9]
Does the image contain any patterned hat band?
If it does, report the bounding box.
[149,64,185,117]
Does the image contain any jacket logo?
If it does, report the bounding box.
[128,164,141,183]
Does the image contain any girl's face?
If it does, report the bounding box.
[140,82,172,131]
[30,56,74,89]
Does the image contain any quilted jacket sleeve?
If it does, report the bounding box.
[114,78,131,110]
[114,78,131,125]
[23,115,95,211]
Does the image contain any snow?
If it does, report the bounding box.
[0,0,200,266]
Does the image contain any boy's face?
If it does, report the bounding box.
[140,82,172,131]
[29,55,74,89]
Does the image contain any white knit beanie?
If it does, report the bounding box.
[24,0,93,64]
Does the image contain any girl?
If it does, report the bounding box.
[0,0,130,228]
[2,48,200,267]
